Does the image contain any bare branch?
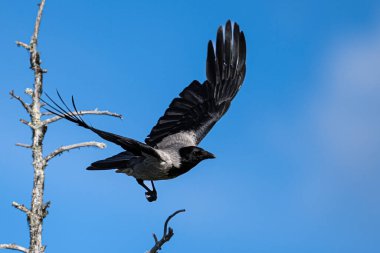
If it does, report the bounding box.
[0,244,29,253]
[41,201,50,218]
[42,110,123,125]
[12,202,32,217]
[16,41,30,50]
[10,90,30,113]
[24,88,33,97]
[163,209,185,235]
[29,0,46,102]
[44,141,106,162]
[153,234,159,244]
[31,0,46,46]
[16,143,32,149]
[19,119,33,128]
[148,209,186,253]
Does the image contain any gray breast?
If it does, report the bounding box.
[118,149,181,181]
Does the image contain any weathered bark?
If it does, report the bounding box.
[22,1,47,251]
[0,244,29,253]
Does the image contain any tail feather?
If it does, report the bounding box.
[42,92,163,160]
[87,151,138,170]
[42,91,91,130]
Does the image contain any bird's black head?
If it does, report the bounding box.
[179,146,216,166]
[168,146,215,178]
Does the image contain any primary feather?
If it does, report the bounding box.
[145,20,246,148]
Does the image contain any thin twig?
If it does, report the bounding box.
[10,90,30,113]
[16,143,32,149]
[31,0,46,45]
[41,201,50,218]
[0,244,29,253]
[20,119,29,124]
[153,234,159,244]
[148,209,186,253]
[16,41,30,50]
[12,202,32,217]
[19,119,33,128]
[24,88,33,97]
[44,141,106,162]
[42,110,122,125]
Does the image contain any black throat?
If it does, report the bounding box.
[167,160,199,178]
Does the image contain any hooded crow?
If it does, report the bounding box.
[44,20,246,202]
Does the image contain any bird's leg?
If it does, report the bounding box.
[150,180,157,198]
[150,180,156,193]
[136,179,157,202]
[147,180,157,202]
[136,179,151,192]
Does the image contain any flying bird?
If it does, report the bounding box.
[44,20,246,202]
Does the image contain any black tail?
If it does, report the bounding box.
[87,151,138,170]
[42,92,163,160]
[42,91,92,130]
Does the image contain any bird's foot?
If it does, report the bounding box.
[145,180,157,202]
[137,179,158,202]
[145,190,157,202]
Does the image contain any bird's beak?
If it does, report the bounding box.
[203,151,216,159]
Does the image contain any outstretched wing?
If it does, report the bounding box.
[145,20,246,148]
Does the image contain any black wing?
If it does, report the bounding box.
[145,20,246,147]
[42,93,162,160]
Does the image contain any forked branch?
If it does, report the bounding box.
[148,209,186,253]
[10,90,30,113]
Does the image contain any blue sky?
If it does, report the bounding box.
[1,0,380,252]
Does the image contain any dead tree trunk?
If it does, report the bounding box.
[1,1,121,252]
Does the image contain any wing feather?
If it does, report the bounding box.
[146,20,246,147]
